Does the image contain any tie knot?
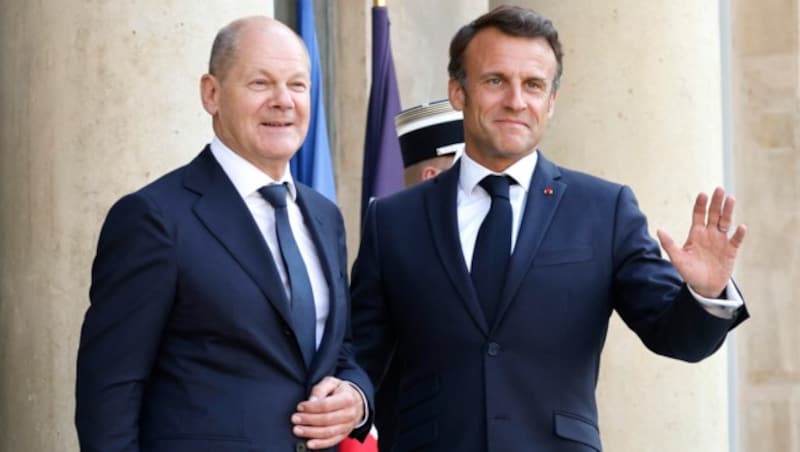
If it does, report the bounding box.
[258,183,289,208]
[479,175,512,199]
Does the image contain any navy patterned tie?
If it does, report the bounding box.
[471,175,513,326]
[258,183,316,367]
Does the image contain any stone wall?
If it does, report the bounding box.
[731,0,800,450]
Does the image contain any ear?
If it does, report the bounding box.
[448,78,465,111]
[200,73,220,116]
[546,89,558,118]
[421,165,444,181]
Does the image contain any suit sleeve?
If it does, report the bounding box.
[610,185,748,363]
[76,192,177,452]
[329,207,375,440]
[349,201,397,409]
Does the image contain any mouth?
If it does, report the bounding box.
[261,120,294,128]
[495,119,529,128]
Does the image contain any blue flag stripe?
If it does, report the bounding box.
[294,0,337,202]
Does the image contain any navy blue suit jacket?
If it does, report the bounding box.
[351,154,747,452]
[76,147,373,452]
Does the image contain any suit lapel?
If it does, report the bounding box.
[185,147,294,331]
[493,153,566,327]
[425,161,489,334]
[294,185,341,379]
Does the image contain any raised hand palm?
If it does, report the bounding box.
[657,188,746,298]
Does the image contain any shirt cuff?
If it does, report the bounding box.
[344,381,370,429]
[687,280,743,319]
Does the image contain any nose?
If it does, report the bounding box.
[270,84,294,110]
[504,85,526,111]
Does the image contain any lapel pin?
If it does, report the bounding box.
[543,187,554,196]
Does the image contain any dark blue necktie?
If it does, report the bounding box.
[258,183,316,367]
[471,175,513,326]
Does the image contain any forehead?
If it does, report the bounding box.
[232,23,310,76]
[464,28,557,78]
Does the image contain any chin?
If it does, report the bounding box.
[257,139,301,155]
[494,142,535,157]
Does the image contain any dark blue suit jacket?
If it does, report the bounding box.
[76,147,373,452]
[351,154,747,452]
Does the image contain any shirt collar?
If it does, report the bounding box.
[459,149,538,196]
[209,136,297,200]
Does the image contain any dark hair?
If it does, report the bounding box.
[448,5,564,91]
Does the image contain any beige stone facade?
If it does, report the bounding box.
[0,1,796,451]
[731,0,800,450]
[0,2,271,451]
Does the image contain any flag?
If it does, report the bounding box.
[342,6,399,451]
[339,426,379,452]
[360,3,404,221]
[292,0,337,202]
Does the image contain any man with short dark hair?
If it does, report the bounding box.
[351,5,748,451]
[76,16,372,452]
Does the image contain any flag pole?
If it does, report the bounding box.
[374,0,386,6]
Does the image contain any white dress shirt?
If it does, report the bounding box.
[210,137,369,427]
[210,137,329,347]
[456,150,743,319]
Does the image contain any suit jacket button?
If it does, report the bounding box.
[295,441,308,452]
[487,342,501,357]
[282,325,294,337]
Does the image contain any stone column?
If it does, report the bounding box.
[330,0,371,259]
[731,0,800,450]
[0,2,270,451]
[496,1,732,451]
[390,0,488,109]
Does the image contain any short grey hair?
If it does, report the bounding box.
[208,19,248,80]
[208,17,311,80]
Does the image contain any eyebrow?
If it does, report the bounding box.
[525,77,549,85]
[245,68,310,80]
[479,72,548,84]
[480,72,506,79]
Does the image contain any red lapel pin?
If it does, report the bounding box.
[543,187,554,196]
